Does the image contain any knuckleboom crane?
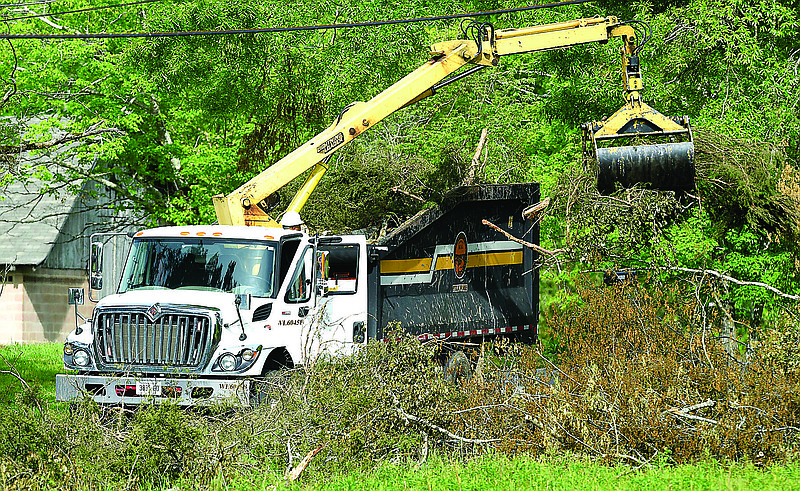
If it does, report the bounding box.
[57,15,697,408]
[212,15,694,227]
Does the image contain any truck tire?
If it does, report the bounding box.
[250,348,294,407]
[443,351,472,384]
[249,370,288,407]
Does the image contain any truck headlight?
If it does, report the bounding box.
[63,343,74,356]
[219,353,237,371]
[73,349,90,367]
[241,348,255,362]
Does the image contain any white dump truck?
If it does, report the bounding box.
[57,184,540,405]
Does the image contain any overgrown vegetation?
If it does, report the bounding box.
[3,279,799,489]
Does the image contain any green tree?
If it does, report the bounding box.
[2,0,798,322]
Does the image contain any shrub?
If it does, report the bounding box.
[455,279,800,465]
[3,297,800,490]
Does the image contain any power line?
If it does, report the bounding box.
[1,0,160,22]
[0,1,58,8]
[0,0,593,40]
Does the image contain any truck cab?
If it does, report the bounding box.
[56,225,369,406]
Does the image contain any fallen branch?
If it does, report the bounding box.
[390,186,425,202]
[666,399,721,426]
[463,128,488,185]
[522,198,551,219]
[0,351,31,390]
[394,405,500,444]
[616,450,658,478]
[284,444,325,481]
[667,410,720,426]
[533,350,580,386]
[551,419,601,454]
[482,219,563,256]
[0,369,30,389]
[387,389,499,444]
[612,453,647,466]
[677,399,716,413]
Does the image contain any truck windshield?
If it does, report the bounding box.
[118,238,277,297]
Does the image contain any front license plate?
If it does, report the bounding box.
[136,380,162,397]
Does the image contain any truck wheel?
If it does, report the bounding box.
[443,351,472,384]
[249,370,288,407]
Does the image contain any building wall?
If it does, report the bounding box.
[0,267,93,344]
[44,182,118,271]
[1,271,25,338]
[0,180,137,345]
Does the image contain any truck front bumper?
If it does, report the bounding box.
[56,374,251,406]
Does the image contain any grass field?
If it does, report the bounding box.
[320,458,800,491]
[0,342,64,404]
[217,455,800,491]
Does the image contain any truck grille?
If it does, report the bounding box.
[95,311,215,368]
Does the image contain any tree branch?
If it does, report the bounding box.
[463,128,488,186]
[390,186,424,202]
[482,219,563,256]
[393,403,501,444]
[522,198,551,219]
[665,399,722,426]
[0,39,18,107]
[387,388,499,444]
[667,266,799,302]
[0,123,124,154]
[0,351,31,390]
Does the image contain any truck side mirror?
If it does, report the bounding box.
[90,241,103,291]
[315,250,329,297]
[67,287,86,333]
[68,287,84,306]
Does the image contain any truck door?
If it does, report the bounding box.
[272,243,317,365]
[284,245,315,313]
[311,236,368,357]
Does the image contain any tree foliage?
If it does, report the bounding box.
[0,0,798,316]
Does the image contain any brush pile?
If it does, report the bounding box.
[694,131,800,243]
[3,288,799,491]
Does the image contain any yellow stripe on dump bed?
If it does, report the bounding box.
[381,251,522,275]
[435,251,523,270]
[380,258,433,274]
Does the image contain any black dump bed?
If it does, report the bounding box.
[367,183,540,342]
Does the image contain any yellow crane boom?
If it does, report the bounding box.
[213,15,692,227]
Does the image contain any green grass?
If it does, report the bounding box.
[0,342,64,404]
[203,455,800,491]
[320,458,800,491]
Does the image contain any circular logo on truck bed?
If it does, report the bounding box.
[453,232,468,280]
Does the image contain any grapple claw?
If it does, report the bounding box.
[583,102,695,194]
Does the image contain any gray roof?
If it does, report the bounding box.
[0,159,82,266]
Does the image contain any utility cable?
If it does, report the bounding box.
[0,0,593,39]
[0,1,58,8]
[1,0,160,22]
